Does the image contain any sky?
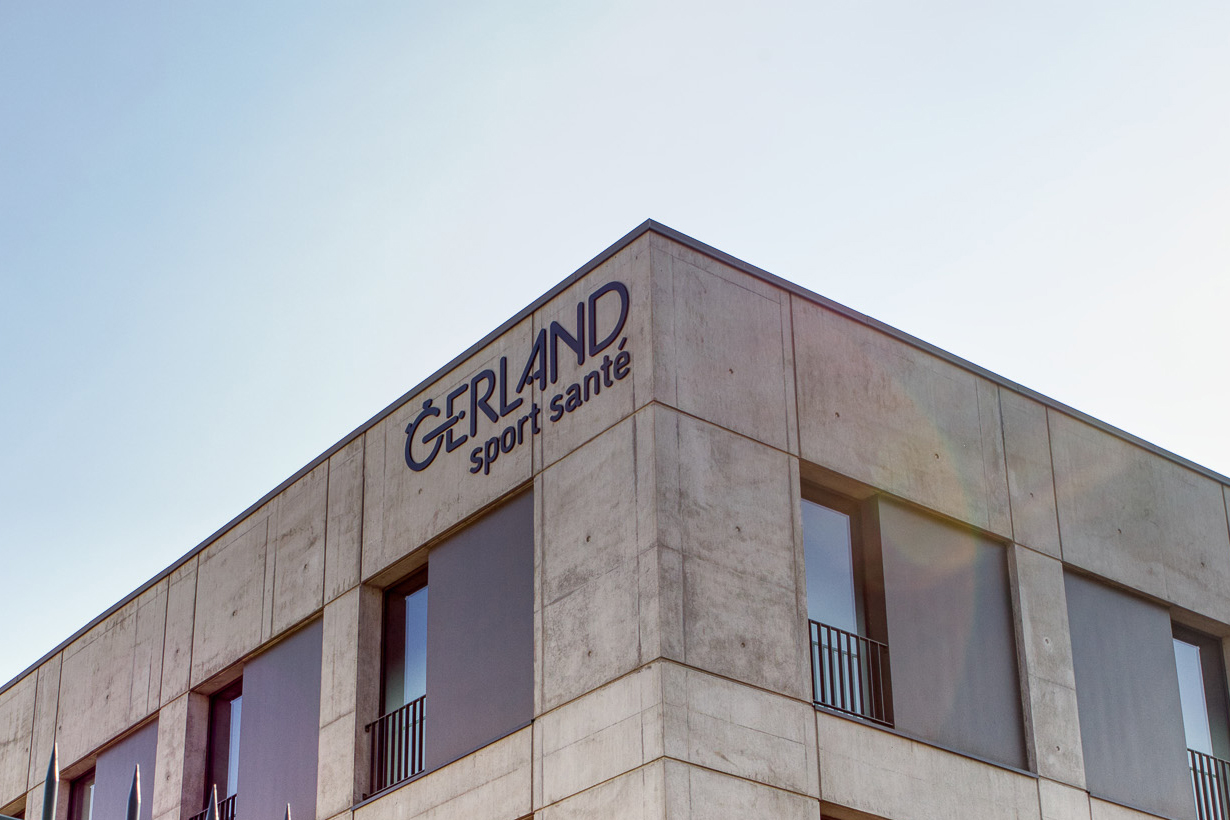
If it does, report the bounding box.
[1,1,1227,687]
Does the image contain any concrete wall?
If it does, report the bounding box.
[3,226,1229,820]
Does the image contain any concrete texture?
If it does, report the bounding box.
[151,694,207,820]
[1039,779,1092,820]
[353,727,530,820]
[1013,546,1085,787]
[535,665,663,808]
[540,416,647,711]
[816,711,1039,820]
[649,238,796,454]
[1001,389,1062,558]
[325,437,365,603]
[56,581,167,765]
[0,674,34,807]
[661,665,818,799]
[190,512,270,687]
[538,761,665,820]
[662,760,820,820]
[316,590,363,818]
[25,653,60,796]
[270,463,328,637]
[160,559,198,705]
[1051,410,1230,624]
[670,413,807,700]
[794,295,1012,538]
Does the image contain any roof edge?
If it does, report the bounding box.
[4,218,1225,695]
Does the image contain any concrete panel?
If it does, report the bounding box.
[662,760,820,820]
[538,761,665,820]
[0,674,35,807]
[325,437,364,603]
[541,418,638,607]
[26,654,60,795]
[270,464,328,636]
[816,711,1039,820]
[318,589,360,729]
[538,235,653,468]
[536,665,663,807]
[682,554,803,701]
[57,582,168,765]
[794,296,1012,536]
[675,415,797,592]
[316,716,357,819]
[1001,390,1062,558]
[649,240,794,452]
[354,727,531,820]
[160,558,198,705]
[191,513,270,686]
[542,559,641,712]
[1039,779,1091,820]
[541,415,654,711]
[1014,546,1085,787]
[1051,411,1230,622]
[1064,573,1193,820]
[132,582,168,717]
[672,415,807,699]
[151,694,204,820]
[361,319,535,582]
[1089,799,1180,820]
[662,665,819,798]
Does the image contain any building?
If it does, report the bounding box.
[2,220,1229,820]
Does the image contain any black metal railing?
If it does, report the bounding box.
[810,619,891,726]
[186,793,236,820]
[1191,748,1230,820]
[366,695,426,795]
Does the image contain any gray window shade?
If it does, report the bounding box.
[877,498,1026,769]
[425,490,534,770]
[237,619,323,820]
[92,720,157,820]
[1065,572,1193,820]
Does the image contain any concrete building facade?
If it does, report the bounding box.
[3,220,1230,820]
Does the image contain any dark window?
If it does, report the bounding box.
[1174,625,1230,820]
[206,681,243,805]
[803,488,891,725]
[68,770,95,820]
[382,574,428,715]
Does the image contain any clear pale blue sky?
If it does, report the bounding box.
[2,1,1227,687]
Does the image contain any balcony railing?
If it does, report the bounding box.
[1192,748,1230,820]
[366,695,426,795]
[186,793,236,820]
[810,619,891,726]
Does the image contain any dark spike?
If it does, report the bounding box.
[42,745,59,820]
[126,765,141,820]
[205,785,219,820]
[284,803,291,820]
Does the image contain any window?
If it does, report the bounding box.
[1174,625,1230,820]
[803,483,1025,769]
[369,572,429,793]
[802,488,891,725]
[383,573,428,715]
[365,490,533,795]
[68,770,95,820]
[202,681,242,820]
